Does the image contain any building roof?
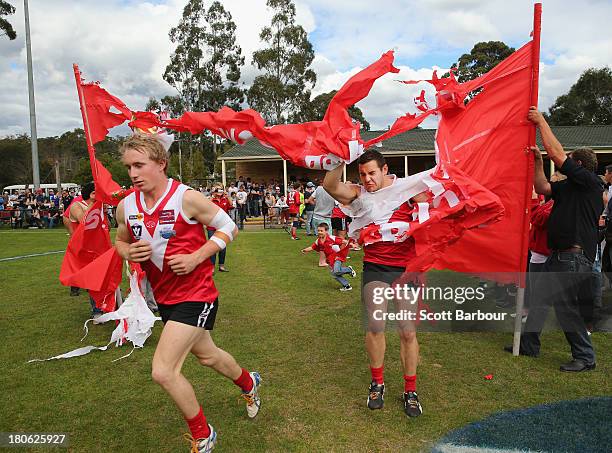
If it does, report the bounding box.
[219,125,612,161]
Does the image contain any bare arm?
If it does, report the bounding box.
[531,145,552,196]
[166,190,238,275]
[63,216,75,235]
[69,202,85,223]
[323,163,360,205]
[528,107,566,168]
[301,246,314,254]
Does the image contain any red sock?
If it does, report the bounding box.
[186,407,210,440]
[370,365,384,385]
[404,374,417,393]
[233,368,253,392]
[291,228,297,238]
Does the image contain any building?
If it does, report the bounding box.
[219,126,612,193]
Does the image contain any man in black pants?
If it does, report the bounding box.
[506,107,601,372]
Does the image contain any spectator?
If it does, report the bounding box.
[228,182,238,197]
[228,192,238,223]
[507,107,601,372]
[303,182,316,235]
[275,195,289,226]
[236,185,248,229]
[49,189,59,208]
[263,192,276,220]
[331,201,348,239]
[47,205,60,229]
[61,190,73,211]
[35,188,46,205]
[207,185,232,273]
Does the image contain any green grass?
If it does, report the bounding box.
[0,229,610,452]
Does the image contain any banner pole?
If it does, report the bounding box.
[513,3,542,356]
[73,64,98,180]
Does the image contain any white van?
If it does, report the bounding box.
[2,183,80,196]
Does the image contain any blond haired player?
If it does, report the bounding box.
[115,134,261,452]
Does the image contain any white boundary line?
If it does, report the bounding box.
[0,250,64,262]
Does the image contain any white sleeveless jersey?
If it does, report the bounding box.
[124,179,218,305]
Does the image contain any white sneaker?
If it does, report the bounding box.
[240,372,262,418]
[348,265,356,278]
[184,425,217,453]
[340,285,353,292]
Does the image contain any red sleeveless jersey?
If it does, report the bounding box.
[124,179,218,305]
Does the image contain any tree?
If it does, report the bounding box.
[546,67,612,126]
[163,0,244,173]
[298,90,370,130]
[163,0,244,113]
[449,41,515,83]
[0,1,16,40]
[247,0,316,124]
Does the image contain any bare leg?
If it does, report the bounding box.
[190,330,242,380]
[399,330,418,375]
[151,321,207,418]
[365,332,386,368]
[363,281,389,368]
[396,294,419,376]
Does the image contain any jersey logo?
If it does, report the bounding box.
[145,220,157,229]
[84,208,102,231]
[131,224,143,239]
[159,209,175,225]
[160,228,176,239]
[129,213,144,221]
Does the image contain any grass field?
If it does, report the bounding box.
[1,228,610,452]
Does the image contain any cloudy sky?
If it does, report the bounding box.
[1,0,611,138]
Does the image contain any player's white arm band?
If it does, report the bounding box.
[209,235,227,250]
[209,209,236,241]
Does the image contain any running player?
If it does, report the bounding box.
[301,223,356,291]
[287,182,302,240]
[114,134,261,452]
[323,149,424,418]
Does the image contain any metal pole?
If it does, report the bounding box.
[404,155,409,177]
[514,2,542,356]
[343,164,347,183]
[283,160,288,195]
[221,159,227,188]
[512,288,525,356]
[54,160,61,193]
[178,138,183,182]
[24,0,40,189]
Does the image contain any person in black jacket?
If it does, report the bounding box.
[507,107,601,372]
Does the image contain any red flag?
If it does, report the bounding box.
[91,157,131,205]
[73,65,133,206]
[59,201,123,312]
[79,83,132,145]
[407,41,536,283]
[161,51,407,168]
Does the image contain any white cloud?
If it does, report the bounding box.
[0,0,610,138]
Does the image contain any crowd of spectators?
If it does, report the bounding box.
[195,176,325,230]
[0,188,68,229]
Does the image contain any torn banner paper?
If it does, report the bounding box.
[29,271,160,363]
